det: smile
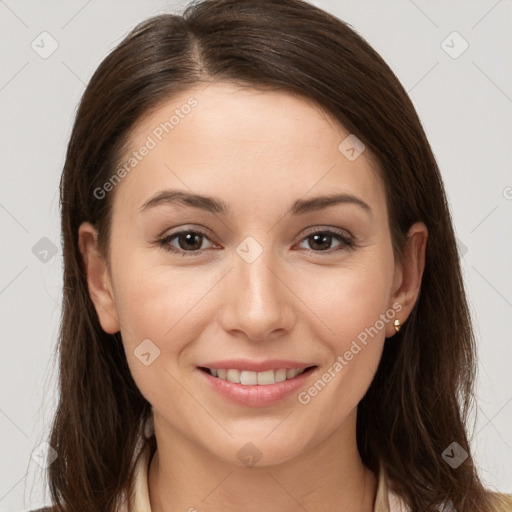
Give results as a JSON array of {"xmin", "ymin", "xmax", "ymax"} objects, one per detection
[
  {"xmin": 200, "ymin": 367, "xmax": 313, "ymax": 385},
  {"xmin": 197, "ymin": 364, "xmax": 318, "ymax": 407}
]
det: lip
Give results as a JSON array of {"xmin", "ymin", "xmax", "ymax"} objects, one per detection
[
  {"xmin": 196, "ymin": 364, "xmax": 317, "ymax": 408},
  {"xmin": 199, "ymin": 358, "xmax": 314, "ymax": 372}
]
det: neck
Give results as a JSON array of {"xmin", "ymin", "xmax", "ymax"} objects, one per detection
[{"xmin": 148, "ymin": 409, "xmax": 377, "ymax": 512}]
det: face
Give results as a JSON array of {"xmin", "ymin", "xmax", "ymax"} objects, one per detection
[{"xmin": 84, "ymin": 82, "xmax": 412, "ymax": 467}]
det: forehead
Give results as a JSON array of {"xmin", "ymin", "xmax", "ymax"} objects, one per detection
[{"xmin": 111, "ymin": 82, "xmax": 386, "ymax": 220}]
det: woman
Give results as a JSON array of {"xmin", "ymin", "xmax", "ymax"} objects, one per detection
[{"xmin": 35, "ymin": 0, "xmax": 512, "ymax": 510}]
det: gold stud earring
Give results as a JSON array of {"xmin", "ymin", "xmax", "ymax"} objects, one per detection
[{"xmin": 393, "ymin": 319, "xmax": 402, "ymax": 333}]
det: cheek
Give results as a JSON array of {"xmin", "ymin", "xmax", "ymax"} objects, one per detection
[
  {"xmin": 293, "ymin": 265, "xmax": 393, "ymax": 432},
  {"xmin": 298, "ymin": 257, "xmax": 394, "ymax": 349},
  {"xmin": 295, "ymin": 256, "xmax": 394, "ymax": 402},
  {"xmin": 114, "ymin": 267, "xmax": 206, "ymax": 342},
  {"xmin": 110, "ymin": 255, "xmax": 220, "ymax": 387},
  {"xmin": 112, "ymin": 276, "xmax": 190, "ymax": 409}
]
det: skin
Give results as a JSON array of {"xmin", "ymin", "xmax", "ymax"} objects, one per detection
[{"xmin": 79, "ymin": 82, "xmax": 427, "ymax": 512}]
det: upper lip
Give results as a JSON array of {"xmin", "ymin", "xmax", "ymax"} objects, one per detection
[{"xmin": 199, "ymin": 359, "xmax": 315, "ymax": 372}]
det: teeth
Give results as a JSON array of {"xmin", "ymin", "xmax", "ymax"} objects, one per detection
[
  {"xmin": 240, "ymin": 370, "xmax": 257, "ymax": 385},
  {"xmin": 257, "ymin": 370, "xmax": 275, "ymax": 385},
  {"xmin": 286, "ymin": 369, "xmax": 299, "ymax": 379},
  {"xmin": 208, "ymin": 367, "xmax": 307, "ymax": 385},
  {"xmin": 275, "ymin": 368, "xmax": 287, "ymax": 382},
  {"xmin": 226, "ymin": 369, "xmax": 240, "ymax": 383}
]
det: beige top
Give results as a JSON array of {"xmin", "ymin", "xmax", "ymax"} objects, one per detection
[{"xmin": 123, "ymin": 440, "xmax": 410, "ymax": 512}]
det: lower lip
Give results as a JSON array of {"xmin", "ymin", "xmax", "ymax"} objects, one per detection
[{"xmin": 197, "ymin": 367, "xmax": 316, "ymax": 407}]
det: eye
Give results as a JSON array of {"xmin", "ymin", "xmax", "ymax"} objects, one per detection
[
  {"xmin": 157, "ymin": 227, "xmax": 355, "ymax": 257},
  {"xmin": 296, "ymin": 229, "xmax": 355, "ymax": 253},
  {"xmin": 158, "ymin": 229, "xmax": 216, "ymax": 256}
]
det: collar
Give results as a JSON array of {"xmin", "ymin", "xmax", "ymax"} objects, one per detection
[{"xmin": 126, "ymin": 441, "xmax": 409, "ymax": 512}]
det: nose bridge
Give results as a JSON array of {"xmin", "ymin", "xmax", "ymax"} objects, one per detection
[{"xmin": 220, "ymin": 239, "xmax": 295, "ymax": 340}]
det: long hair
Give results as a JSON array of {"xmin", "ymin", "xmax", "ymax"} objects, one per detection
[{"xmin": 46, "ymin": 0, "xmax": 510, "ymax": 510}]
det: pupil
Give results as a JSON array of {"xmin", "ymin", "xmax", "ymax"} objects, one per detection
[
  {"xmin": 180, "ymin": 233, "xmax": 202, "ymax": 250},
  {"xmin": 310, "ymin": 233, "xmax": 331, "ymax": 251}
]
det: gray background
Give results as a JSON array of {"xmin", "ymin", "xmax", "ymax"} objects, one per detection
[{"xmin": 1, "ymin": 0, "xmax": 511, "ymax": 510}]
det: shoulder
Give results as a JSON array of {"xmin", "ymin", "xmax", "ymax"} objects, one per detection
[
  {"xmin": 29, "ymin": 508, "xmax": 57, "ymax": 512},
  {"xmin": 491, "ymin": 492, "xmax": 512, "ymax": 511},
  {"xmin": 382, "ymin": 464, "xmax": 512, "ymax": 512}
]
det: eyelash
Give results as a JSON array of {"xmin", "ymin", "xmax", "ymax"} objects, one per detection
[{"xmin": 157, "ymin": 227, "xmax": 356, "ymax": 257}]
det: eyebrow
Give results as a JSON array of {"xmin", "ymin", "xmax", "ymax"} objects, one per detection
[{"xmin": 139, "ymin": 190, "xmax": 372, "ymax": 217}]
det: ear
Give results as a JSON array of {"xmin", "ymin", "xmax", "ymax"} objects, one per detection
[
  {"xmin": 78, "ymin": 222, "xmax": 120, "ymax": 334},
  {"xmin": 386, "ymin": 221, "xmax": 428, "ymax": 338}
]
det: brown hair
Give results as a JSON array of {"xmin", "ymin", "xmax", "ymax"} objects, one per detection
[{"xmin": 44, "ymin": 0, "xmax": 510, "ymax": 510}]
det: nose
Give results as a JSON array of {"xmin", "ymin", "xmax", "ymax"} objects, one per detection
[{"xmin": 219, "ymin": 249, "xmax": 296, "ymax": 342}]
